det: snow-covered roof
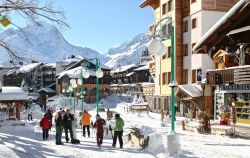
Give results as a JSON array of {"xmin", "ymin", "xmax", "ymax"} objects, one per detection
[
  {"xmin": 112, "ymin": 64, "xmax": 137, "ymax": 73},
  {"xmin": 177, "ymin": 85, "xmax": 202, "ymax": 98},
  {"xmin": 57, "ymin": 66, "xmax": 96, "ymax": 79},
  {"xmin": 4, "ymin": 69, "xmax": 16, "ymax": 76},
  {"xmin": 0, "ymin": 87, "xmax": 28, "ymax": 101},
  {"xmin": 48, "ymin": 95, "xmax": 58, "ymax": 101},
  {"xmin": 43, "ymin": 63, "xmax": 56, "ymax": 68},
  {"xmin": 58, "ymin": 58, "xmax": 81, "ymax": 67},
  {"xmin": 38, "ymin": 88, "xmax": 56, "ymax": 93},
  {"xmin": 193, "ymin": 0, "xmax": 246, "ymax": 53},
  {"xmin": 19, "ymin": 63, "xmax": 42, "ymax": 73},
  {"xmin": 126, "ymin": 72, "xmax": 135, "ymax": 77},
  {"xmin": 134, "ymin": 64, "xmax": 149, "ymax": 71}
]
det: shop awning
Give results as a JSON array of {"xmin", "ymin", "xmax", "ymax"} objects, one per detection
[{"xmin": 176, "ymin": 85, "xmax": 202, "ymax": 100}]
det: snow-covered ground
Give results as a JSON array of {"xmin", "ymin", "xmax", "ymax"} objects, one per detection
[{"xmin": 1, "ymin": 95, "xmax": 250, "ymax": 158}]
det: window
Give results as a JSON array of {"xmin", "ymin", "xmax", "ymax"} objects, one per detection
[
  {"xmin": 183, "ymin": 44, "xmax": 188, "ymax": 56},
  {"xmin": 162, "ymin": 55, "xmax": 166, "ymax": 59},
  {"xmin": 192, "ymin": 18, "xmax": 197, "ymax": 29},
  {"xmin": 162, "ymin": 3, "xmax": 166, "ymax": 15},
  {"xmin": 154, "ymin": 98, "xmax": 157, "ymax": 109},
  {"xmin": 183, "ymin": 20, "xmax": 188, "ymax": 33},
  {"xmin": 162, "ymin": 24, "xmax": 171, "ymax": 36},
  {"xmin": 192, "ymin": 69, "xmax": 196, "ymax": 83},
  {"xmin": 164, "ymin": 98, "xmax": 168, "ymax": 110},
  {"xmin": 167, "ymin": 0, "xmax": 172, "ymax": 12},
  {"xmin": 183, "ymin": 69, "xmax": 188, "ymax": 84},
  {"xmin": 162, "ymin": 72, "xmax": 167, "ymax": 85},
  {"xmin": 158, "ymin": 98, "xmax": 161, "ymax": 110},
  {"xmin": 191, "ymin": 0, "xmax": 196, "ymax": 3},
  {"xmin": 167, "ymin": 72, "xmax": 171, "ymax": 84},
  {"xmin": 167, "ymin": 46, "xmax": 171, "ymax": 58},
  {"xmin": 159, "ymin": 74, "xmax": 161, "ymax": 86}
]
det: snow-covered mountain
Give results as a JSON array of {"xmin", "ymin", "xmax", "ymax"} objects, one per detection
[
  {"xmin": 0, "ymin": 22, "xmax": 150, "ymax": 69},
  {"xmin": 105, "ymin": 33, "xmax": 150, "ymax": 68},
  {"xmin": 0, "ymin": 22, "xmax": 109, "ymax": 66}
]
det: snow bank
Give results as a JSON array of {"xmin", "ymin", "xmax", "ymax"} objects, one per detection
[
  {"xmin": 147, "ymin": 132, "xmax": 165, "ymax": 155},
  {"xmin": 165, "ymin": 133, "xmax": 180, "ymax": 156},
  {"xmin": 100, "ymin": 94, "xmax": 122, "ymax": 108}
]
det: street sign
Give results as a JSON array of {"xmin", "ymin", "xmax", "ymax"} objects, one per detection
[{"xmin": 0, "ymin": 16, "xmax": 11, "ymax": 27}]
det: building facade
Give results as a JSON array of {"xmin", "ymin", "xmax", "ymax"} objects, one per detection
[
  {"xmin": 140, "ymin": 0, "xmax": 238, "ymax": 115},
  {"xmin": 193, "ymin": 0, "xmax": 250, "ymax": 124}
]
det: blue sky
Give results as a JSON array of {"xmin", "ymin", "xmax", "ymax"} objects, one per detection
[{"xmin": 51, "ymin": 0, "xmax": 153, "ymax": 54}]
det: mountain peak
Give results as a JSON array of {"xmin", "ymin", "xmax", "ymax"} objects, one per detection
[{"xmin": 105, "ymin": 33, "xmax": 150, "ymax": 68}]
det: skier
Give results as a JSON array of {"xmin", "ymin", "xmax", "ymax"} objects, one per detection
[
  {"xmin": 81, "ymin": 110, "xmax": 92, "ymax": 137},
  {"xmin": 27, "ymin": 107, "xmax": 33, "ymax": 121},
  {"xmin": 55, "ymin": 111, "xmax": 63, "ymax": 145},
  {"xmin": 39, "ymin": 114, "xmax": 51, "ymax": 140},
  {"xmin": 106, "ymin": 108, "xmax": 113, "ymax": 121},
  {"xmin": 93, "ymin": 114, "xmax": 106, "ymax": 148},
  {"xmin": 63, "ymin": 109, "xmax": 74, "ymax": 143},
  {"xmin": 45, "ymin": 108, "xmax": 53, "ymax": 130},
  {"xmin": 112, "ymin": 113, "xmax": 124, "ymax": 149}
]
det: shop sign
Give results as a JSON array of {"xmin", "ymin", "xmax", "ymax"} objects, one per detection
[{"xmin": 219, "ymin": 84, "xmax": 250, "ymax": 91}]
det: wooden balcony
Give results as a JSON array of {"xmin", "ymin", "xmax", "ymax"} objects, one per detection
[{"xmin": 207, "ymin": 65, "xmax": 250, "ymax": 85}]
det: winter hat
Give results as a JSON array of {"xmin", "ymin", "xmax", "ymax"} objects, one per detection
[{"xmin": 115, "ymin": 113, "xmax": 120, "ymax": 119}]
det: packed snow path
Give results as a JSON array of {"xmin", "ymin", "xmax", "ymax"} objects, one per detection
[{"xmin": 1, "ymin": 102, "xmax": 250, "ymax": 158}]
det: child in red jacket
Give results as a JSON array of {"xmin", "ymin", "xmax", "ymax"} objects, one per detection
[
  {"xmin": 93, "ymin": 114, "xmax": 106, "ymax": 148},
  {"xmin": 40, "ymin": 114, "xmax": 51, "ymax": 140}
]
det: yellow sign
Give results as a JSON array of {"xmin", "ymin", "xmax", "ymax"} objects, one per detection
[{"xmin": 0, "ymin": 16, "xmax": 11, "ymax": 27}]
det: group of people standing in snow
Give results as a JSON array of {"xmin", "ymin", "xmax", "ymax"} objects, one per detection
[{"xmin": 39, "ymin": 107, "xmax": 125, "ymax": 149}]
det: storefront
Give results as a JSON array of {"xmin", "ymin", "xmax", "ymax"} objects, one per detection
[
  {"xmin": 0, "ymin": 87, "xmax": 28, "ymax": 120},
  {"xmin": 214, "ymin": 84, "xmax": 250, "ymax": 124}
]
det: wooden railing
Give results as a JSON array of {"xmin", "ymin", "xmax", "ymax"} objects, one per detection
[{"xmin": 207, "ymin": 66, "xmax": 250, "ymax": 85}]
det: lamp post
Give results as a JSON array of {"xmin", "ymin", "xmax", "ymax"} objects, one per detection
[
  {"xmin": 147, "ymin": 16, "xmax": 177, "ymax": 133},
  {"xmin": 200, "ymin": 80, "xmax": 207, "ymax": 130},
  {"xmin": 79, "ymin": 68, "xmax": 90, "ymax": 113},
  {"xmin": 68, "ymin": 85, "xmax": 73, "ymax": 110},
  {"xmin": 88, "ymin": 58, "xmax": 104, "ymax": 114},
  {"xmin": 67, "ymin": 59, "xmax": 103, "ymax": 114}
]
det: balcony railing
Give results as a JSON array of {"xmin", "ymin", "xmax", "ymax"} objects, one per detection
[{"xmin": 207, "ymin": 65, "xmax": 250, "ymax": 85}]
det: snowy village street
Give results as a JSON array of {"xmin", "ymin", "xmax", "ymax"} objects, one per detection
[
  {"xmin": 1, "ymin": 0, "xmax": 250, "ymax": 158},
  {"xmin": 1, "ymin": 95, "xmax": 250, "ymax": 158}
]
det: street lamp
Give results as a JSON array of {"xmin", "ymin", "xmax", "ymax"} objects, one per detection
[
  {"xmin": 87, "ymin": 58, "xmax": 104, "ymax": 114},
  {"xmin": 68, "ymin": 85, "xmax": 73, "ymax": 109},
  {"xmin": 66, "ymin": 58, "xmax": 103, "ymax": 114},
  {"xmin": 78, "ymin": 69, "xmax": 90, "ymax": 113},
  {"xmin": 147, "ymin": 16, "xmax": 176, "ymax": 133},
  {"xmin": 200, "ymin": 79, "xmax": 207, "ymax": 131}
]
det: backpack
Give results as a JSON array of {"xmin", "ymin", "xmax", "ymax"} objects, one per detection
[{"xmin": 71, "ymin": 139, "xmax": 80, "ymax": 144}]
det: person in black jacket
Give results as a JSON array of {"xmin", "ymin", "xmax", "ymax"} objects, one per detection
[
  {"xmin": 55, "ymin": 111, "xmax": 63, "ymax": 145},
  {"xmin": 63, "ymin": 109, "xmax": 74, "ymax": 143}
]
